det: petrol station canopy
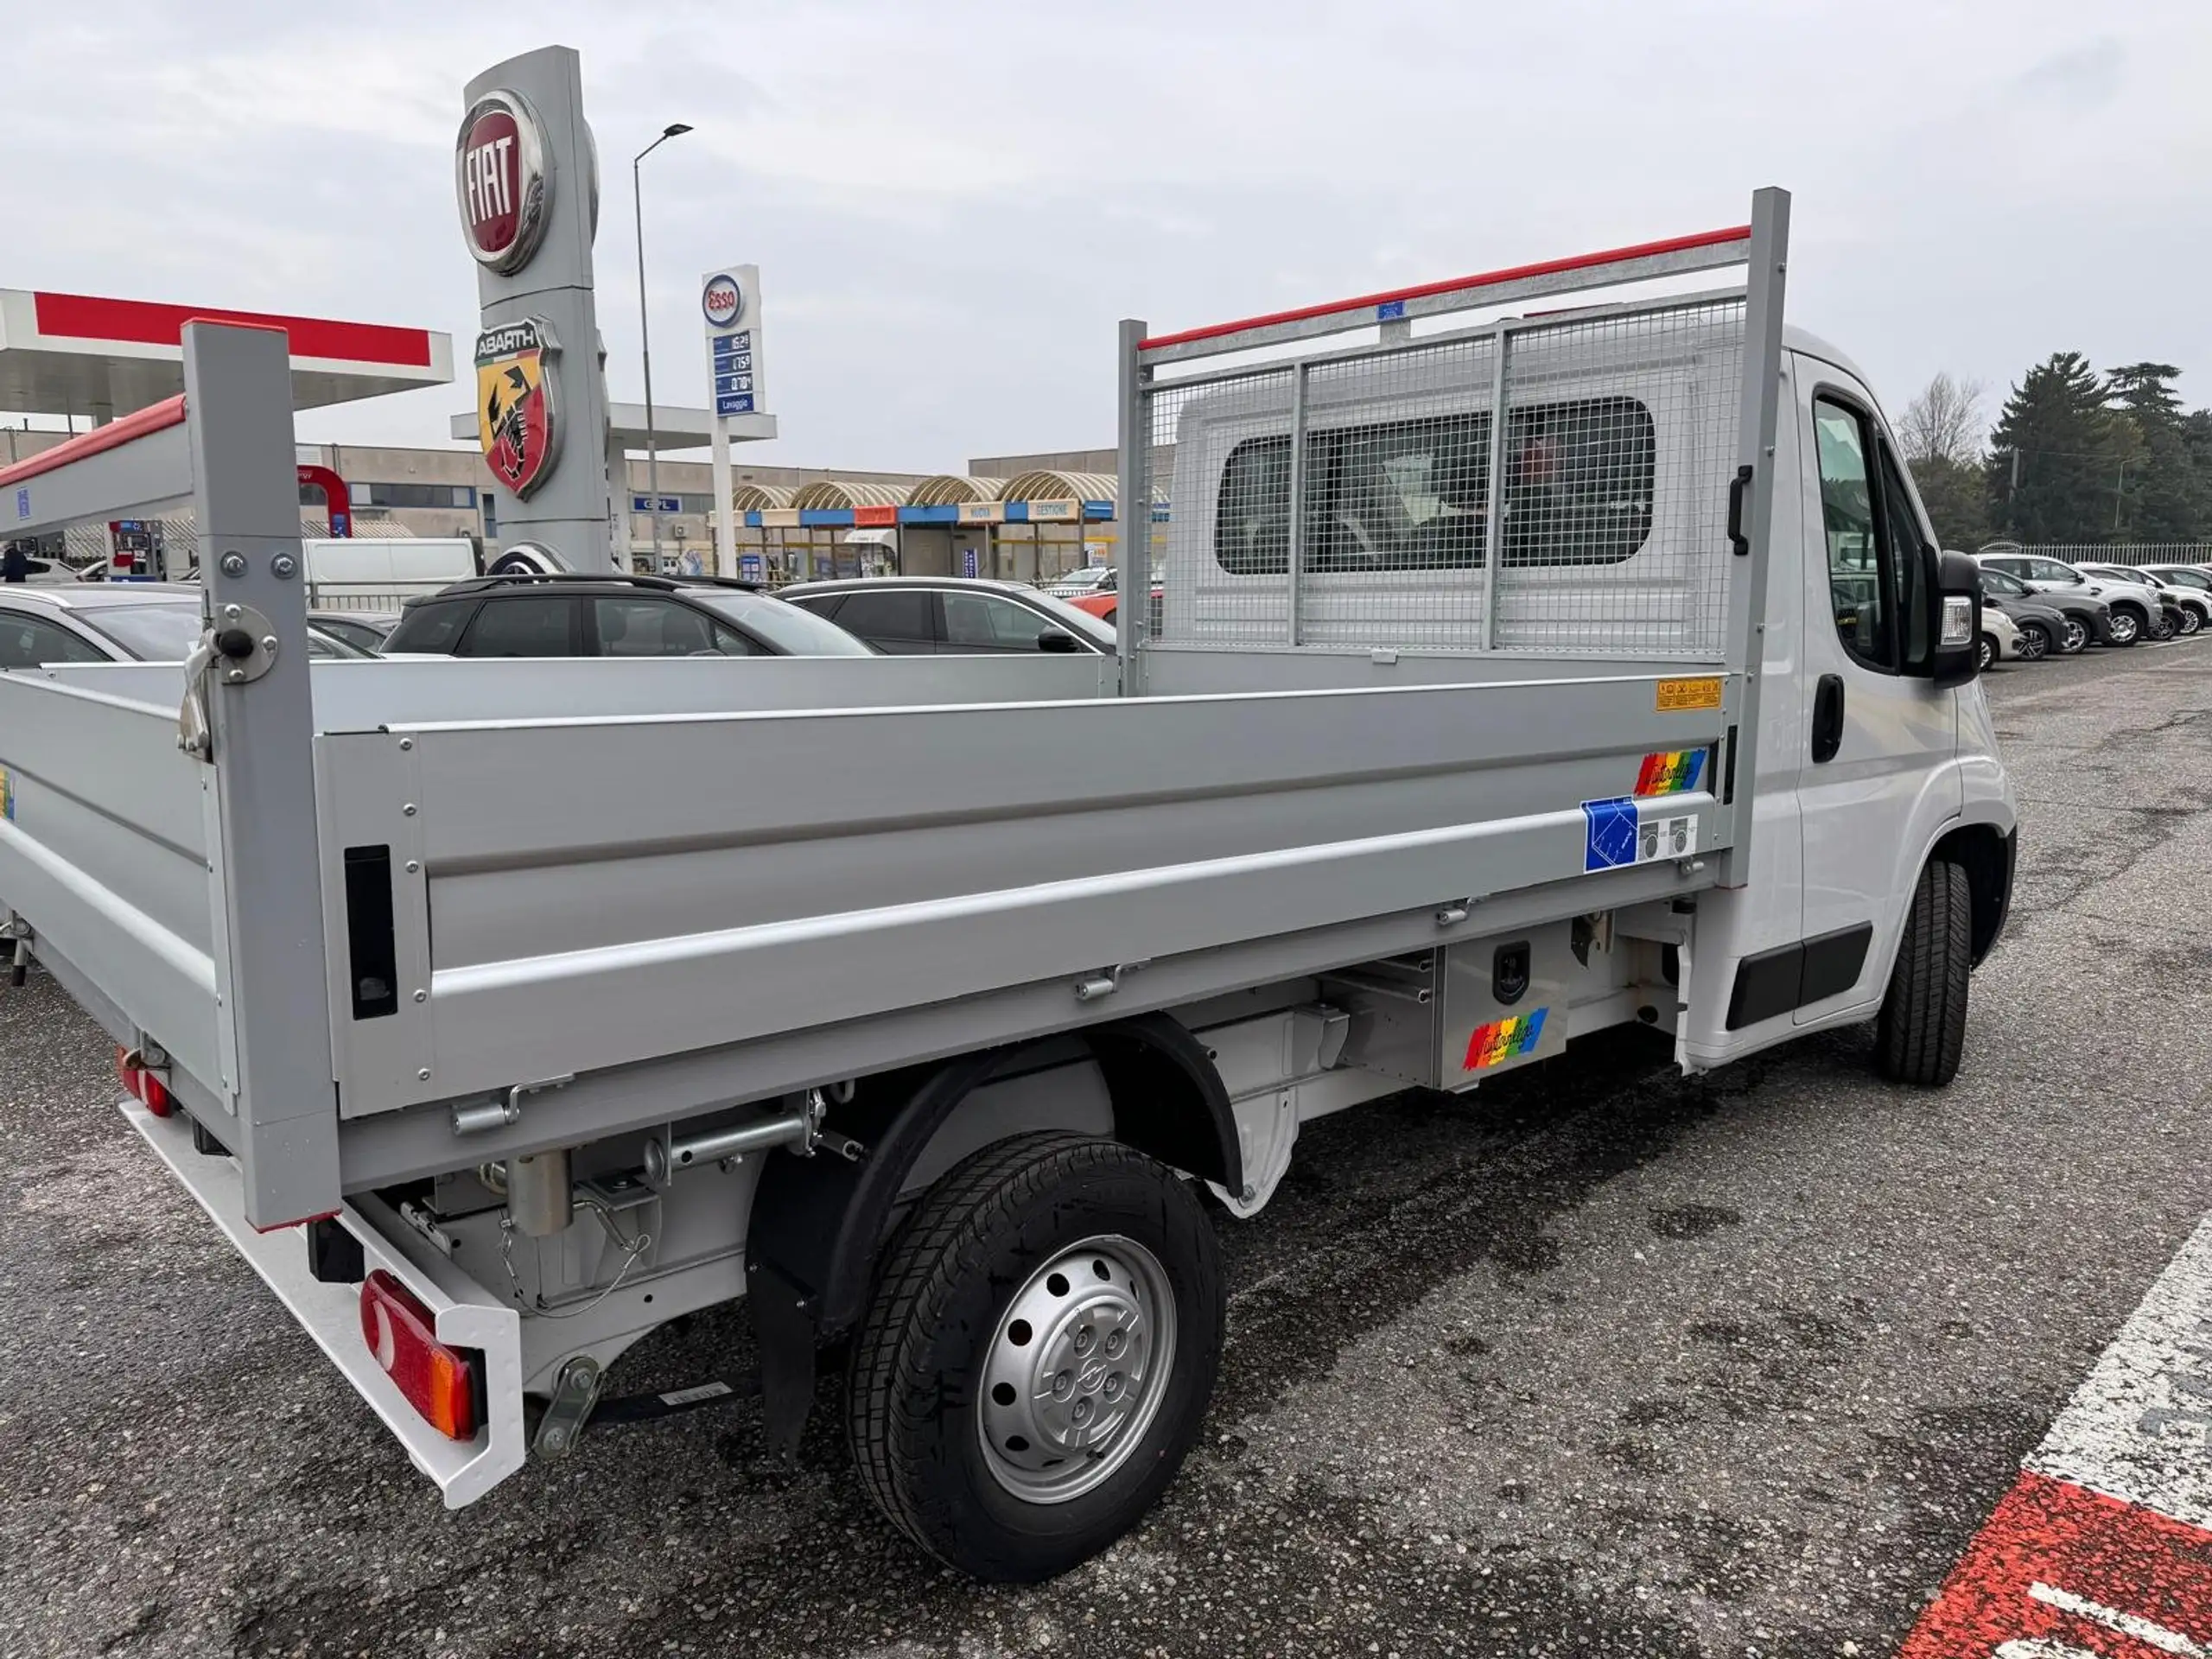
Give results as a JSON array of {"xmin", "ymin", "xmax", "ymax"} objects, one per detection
[{"xmin": 0, "ymin": 289, "xmax": 452, "ymax": 418}]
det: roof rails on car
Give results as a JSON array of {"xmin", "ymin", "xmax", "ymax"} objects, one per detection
[{"xmin": 440, "ymin": 570, "xmax": 763, "ymax": 595}]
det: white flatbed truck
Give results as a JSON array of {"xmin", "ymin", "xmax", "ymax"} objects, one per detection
[{"xmin": 0, "ymin": 189, "xmax": 2014, "ymax": 1582}]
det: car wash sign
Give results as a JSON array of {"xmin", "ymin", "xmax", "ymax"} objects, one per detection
[
  {"xmin": 455, "ymin": 89, "xmax": 550, "ymax": 274},
  {"xmin": 475, "ymin": 318, "xmax": 561, "ymax": 497}
]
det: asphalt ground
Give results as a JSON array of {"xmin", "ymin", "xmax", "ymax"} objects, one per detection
[{"xmin": 6, "ymin": 636, "xmax": 2212, "ymax": 1659}]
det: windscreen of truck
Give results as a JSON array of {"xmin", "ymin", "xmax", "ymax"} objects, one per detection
[
  {"xmin": 1214, "ymin": 396, "xmax": 1656, "ymax": 575},
  {"xmin": 693, "ymin": 591, "xmax": 878, "ymax": 656}
]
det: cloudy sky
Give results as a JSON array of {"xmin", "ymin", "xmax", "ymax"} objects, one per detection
[{"xmin": 3, "ymin": 2, "xmax": 2205, "ymax": 472}]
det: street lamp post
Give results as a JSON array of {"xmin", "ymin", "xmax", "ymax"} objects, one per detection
[{"xmin": 632, "ymin": 122, "xmax": 692, "ymax": 574}]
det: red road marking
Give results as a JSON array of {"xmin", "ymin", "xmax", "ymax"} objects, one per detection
[
  {"xmin": 1900, "ymin": 1217, "xmax": 2212, "ymax": 1656},
  {"xmin": 1899, "ymin": 1470, "xmax": 2212, "ymax": 1657}
]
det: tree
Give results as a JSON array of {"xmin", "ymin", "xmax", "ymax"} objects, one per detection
[
  {"xmin": 1986, "ymin": 353, "xmax": 2125, "ymax": 543},
  {"xmin": 1909, "ymin": 454, "xmax": 1993, "ymax": 550},
  {"xmin": 1898, "ymin": 373, "xmax": 1991, "ymax": 547},
  {"xmin": 2106, "ymin": 362, "xmax": 2208, "ymax": 542},
  {"xmin": 1898, "ymin": 372, "xmax": 1986, "ymax": 467}
]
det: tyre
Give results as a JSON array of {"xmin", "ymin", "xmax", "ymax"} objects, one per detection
[
  {"xmin": 2056, "ymin": 614, "xmax": 2089, "ymax": 654},
  {"xmin": 846, "ymin": 1132, "xmax": 1224, "ymax": 1582},
  {"xmin": 2150, "ymin": 608, "xmax": 2177, "ymax": 641},
  {"xmin": 1975, "ymin": 633, "xmax": 1996, "ymax": 672},
  {"xmin": 2180, "ymin": 607, "xmax": 2205, "ymax": 638},
  {"xmin": 2107, "ymin": 607, "xmax": 2142, "ymax": 645},
  {"xmin": 1876, "ymin": 859, "xmax": 1970, "ymax": 1087},
  {"xmin": 2014, "ymin": 620, "xmax": 2050, "ymax": 661}
]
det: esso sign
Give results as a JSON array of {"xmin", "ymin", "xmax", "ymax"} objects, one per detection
[
  {"xmin": 702, "ymin": 275, "xmax": 743, "ymax": 328},
  {"xmin": 455, "ymin": 90, "xmax": 550, "ymax": 274}
]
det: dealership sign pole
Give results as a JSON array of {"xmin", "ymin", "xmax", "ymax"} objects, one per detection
[
  {"xmin": 458, "ymin": 47, "xmax": 613, "ymax": 571},
  {"xmin": 701, "ymin": 265, "xmax": 777, "ymax": 579}
]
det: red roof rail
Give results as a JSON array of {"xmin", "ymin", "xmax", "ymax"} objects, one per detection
[
  {"xmin": 1140, "ymin": 223, "xmax": 1753, "ymax": 359},
  {"xmin": 0, "ymin": 394, "xmax": 188, "ymax": 493}
]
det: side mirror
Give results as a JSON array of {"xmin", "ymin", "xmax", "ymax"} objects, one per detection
[
  {"xmin": 1928, "ymin": 547, "xmax": 1982, "ymax": 689},
  {"xmin": 1035, "ymin": 626, "xmax": 1083, "ymax": 654}
]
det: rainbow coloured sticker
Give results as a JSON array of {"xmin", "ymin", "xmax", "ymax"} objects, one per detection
[
  {"xmin": 1463, "ymin": 1007, "xmax": 1548, "ymax": 1071},
  {"xmin": 1634, "ymin": 749, "xmax": 1707, "ymax": 797}
]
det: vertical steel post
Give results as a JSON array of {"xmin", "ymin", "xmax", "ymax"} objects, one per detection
[
  {"xmin": 1286, "ymin": 361, "xmax": 1308, "ymax": 645},
  {"xmin": 1477, "ymin": 325, "xmax": 1516, "ymax": 650},
  {"xmin": 1116, "ymin": 319, "xmax": 1150, "ymax": 694},
  {"xmin": 186, "ymin": 321, "xmax": 341, "ymax": 1230},
  {"xmin": 1717, "ymin": 187, "xmax": 1791, "ymax": 887}
]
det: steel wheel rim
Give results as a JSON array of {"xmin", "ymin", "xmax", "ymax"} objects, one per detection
[{"xmin": 976, "ymin": 1234, "xmax": 1178, "ymax": 1504}]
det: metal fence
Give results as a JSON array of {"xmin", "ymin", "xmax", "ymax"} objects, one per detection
[{"xmin": 1141, "ymin": 294, "xmax": 1745, "ymax": 658}]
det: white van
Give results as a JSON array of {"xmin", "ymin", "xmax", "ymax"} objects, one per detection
[{"xmin": 302, "ymin": 537, "xmax": 479, "ymax": 613}]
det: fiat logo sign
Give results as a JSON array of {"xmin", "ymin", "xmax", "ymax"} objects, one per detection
[
  {"xmin": 702, "ymin": 274, "xmax": 743, "ymax": 328},
  {"xmin": 456, "ymin": 89, "xmax": 550, "ymax": 274}
]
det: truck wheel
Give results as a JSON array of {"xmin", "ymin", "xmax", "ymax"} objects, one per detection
[
  {"xmin": 845, "ymin": 1132, "xmax": 1223, "ymax": 1582},
  {"xmin": 1876, "ymin": 859, "xmax": 1970, "ymax": 1087}
]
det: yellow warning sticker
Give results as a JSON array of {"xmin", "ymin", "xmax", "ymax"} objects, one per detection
[{"xmin": 1656, "ymin": 677, "xmax": 1724, "ymax": 714}]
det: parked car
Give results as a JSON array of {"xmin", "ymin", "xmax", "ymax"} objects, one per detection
[
  {"xmin": 378, "ymin": 572, "xmax": 876, "ymax": 659},
  {"xmin": 1974, "ymin": 551, "xmax": 2164, "ymax": 645},
  {"xmin": 1042, "ymin": 567, "xmax": 1116, "ymax": 599},
  {"xmin": 2075, "ymin": 563, "xmax": 2205, "ymax": 635},
  {"xmin": 779, "ymin": 576, "xmax": 1118, "ymax": 656},
  {"xmin": 2139, "ymin": 564, "xmax": 2212, "ymax": 630},
  {"xmin": 0, "ymin": 583, "xmax": 378, "ymax": 671},
  {"xmin": 1069, "ymin": 584, "xmax": 1164, "ymax": 634},
  {"xmin": 1973, "ymin": 565, "xmax": 2094, "ymax": 656},
  {"xmin": 1979, "ymin": 605, "xmax": 2018, "ymax": 671},
  {"xmin": 307, "ymin": 611, "xmax": 401, "ymax": 654}
]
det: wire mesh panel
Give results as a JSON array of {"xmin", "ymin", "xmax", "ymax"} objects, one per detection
[
  {"xmin": 1493, "ymin": 296, "xmax": 1742, "ymax": 658},
  {"xmin": 1147, "ymin": 296, "xmax": 1744, "ymax": 661}
]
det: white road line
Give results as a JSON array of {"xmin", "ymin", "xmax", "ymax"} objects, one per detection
[
  {"xmin": 2028, "ymin": 1216, "xmax": 2212, "ymax": 1530},
  {"xmin": 2029, "ymin": 1581, "xmax": 2210, "ymax": 1656}
]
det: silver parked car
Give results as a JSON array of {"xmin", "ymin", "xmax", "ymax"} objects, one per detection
[{"xmin": 0, "ymin": 584, "xmax": 371, "ymax": 670}]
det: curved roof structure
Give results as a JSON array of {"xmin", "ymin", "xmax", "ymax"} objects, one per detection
[
  {"xmin": 1002, "ymin": 469, "xmax": 1117, "ymax": 504},
  {"xmin": 789, "ymin": 478, "xmax": 911, "ymax": 512},
  {"xmin": 729, "ymin": 483, "xmax": 796, "ymax": 512},
  {"xmin": 908, "ymin": 474, "xmax": 1009, "ymax": 507}
]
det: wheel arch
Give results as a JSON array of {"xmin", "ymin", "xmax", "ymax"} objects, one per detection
[
  {"xmin": 742, "ymin": 1016, "xmax": 1240, "ymax": 1455},
  {"xmin": 1929, "ymin": 821, "xmax": 2014, "ymax": 966}
]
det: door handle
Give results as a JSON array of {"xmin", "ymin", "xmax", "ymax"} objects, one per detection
[{"xmin": 1811, "ymin": 673, "xmax": 1845, "ymax": 764}]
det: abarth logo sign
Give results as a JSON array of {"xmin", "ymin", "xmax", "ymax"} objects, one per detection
[
  {"xmin": 456, "ymin": 89, "xmax": 550, "ymax": 274},
  {"xmin": 474, "ymin": 318, "xmax": 562, "ymax": 498}
]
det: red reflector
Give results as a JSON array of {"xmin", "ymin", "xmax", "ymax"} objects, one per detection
[
  {"xmin": 359, "ymin": 1269, "xmax": 479, "ymax": 1440},
  {"xmin": 115, "ymin": 1046, "xmax": 172, "ymax": 1116}
]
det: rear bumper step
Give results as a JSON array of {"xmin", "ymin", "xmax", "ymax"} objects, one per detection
[{"xmin": 121, "ymin": 1098, "xmax": 527, "ymax": 1508}]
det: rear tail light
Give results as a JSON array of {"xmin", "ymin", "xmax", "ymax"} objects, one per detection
[
  {"xmin": 359, "ymin": 1269, "xmax": 480, "ymax": 1440},
  {"xmin": 115, "ymin": 1046, "xmax": 172, "ymax": 1116}
]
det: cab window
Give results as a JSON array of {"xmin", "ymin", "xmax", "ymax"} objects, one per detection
[
  {"xmin": 1813, "ymin": 397, "xmax": 1891, "ymax": 670},
  {"xmin": 2030, "ymin": 559, "xmax": 2082, "ymax": 584}
]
